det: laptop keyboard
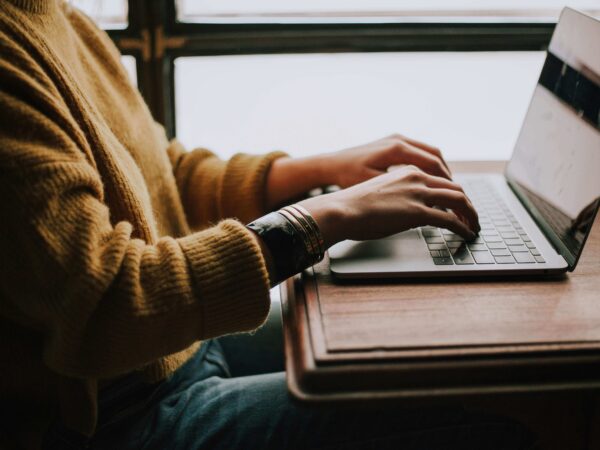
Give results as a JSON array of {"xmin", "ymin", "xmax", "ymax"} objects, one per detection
[{"xmin": 421, "ymin": 180, "xmax": 546, "ymax": 266}]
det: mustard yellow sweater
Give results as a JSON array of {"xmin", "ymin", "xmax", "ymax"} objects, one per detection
[{"xmin": 0, "ymin": 0, "xmax": 286, "ymax": 446}]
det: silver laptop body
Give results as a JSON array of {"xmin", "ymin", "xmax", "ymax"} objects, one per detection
[{"xmin": 329, "ymin": 8, "xmax": 600, "ymax": 279}]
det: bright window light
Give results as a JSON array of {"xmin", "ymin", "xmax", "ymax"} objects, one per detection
[
  {"xmin": 175, "ymin": 52, "xmax": 545, "ymax": 161},
  {"xmin": 120, "ymin": 55, "xmax": 137, "ymax": 87},
  {"xmin": 70, "ymin": 0, "xmax": 128, "ymax": 29},
  {"xmin": 177, "ymin": 0, "xmax": 600, "ymax": 23}
]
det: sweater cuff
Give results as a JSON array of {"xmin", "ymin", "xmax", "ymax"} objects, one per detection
[
  {"xmin": 220, "ymin": 151, "xmax": 288, "ymax": 222},
  {"xmin": 178, "ymin": 219, "xmax": 271, "ymax": 338}
]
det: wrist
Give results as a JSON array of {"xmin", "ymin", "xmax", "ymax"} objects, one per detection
[
  {"xmin": 307, "ymin": 153, "xmax": 339, "ymax": 187},
  {"xmin": 267, "ymin": 156, "xmax": 325, "ymax": 208},
  {"xmin": 282, "ymin": 154, "xmax": 337, "ymax": 187},
  {"xmin": 298, "ymin": 193, "xmax": 346, "ymax": 249}
]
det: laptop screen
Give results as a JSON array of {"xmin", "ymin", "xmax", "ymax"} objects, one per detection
[{"xmin": 506, "ymin": 8, "xmax": 600, "ymax": 269}]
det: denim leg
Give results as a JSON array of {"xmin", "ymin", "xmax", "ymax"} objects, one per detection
[
  {"xmin": 90, "ymin": 341, "xmax": 537, "ymax": 450},
  {"xmin": 217, "ymin": 294, "xmax": 285, "ymax": 376}
]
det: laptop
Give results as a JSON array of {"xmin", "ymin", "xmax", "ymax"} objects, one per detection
[{"xmin": 329, "ymin": 7, "xmax": 600, "ymax": 279}]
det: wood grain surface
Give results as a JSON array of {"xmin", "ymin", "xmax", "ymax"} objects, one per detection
[
  {"xmin": 310, "ymin": 161, "xmax": 600, "ymax": 358},
  {"xmin": 281, "ymin": 160, "xmax": 600, "ymax": 449},
  {"xmin": 282, "ymin": 161, "xmax": 600, "ymax": 398}
]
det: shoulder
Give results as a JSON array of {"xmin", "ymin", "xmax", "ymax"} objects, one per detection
[
  {"xmin": 0, "ymin": 5, "xmax": 64, "ymax": 102},
  {"xmin": 0, "ymin": 24, "xmax": 89, "ymax": 172},
  {"xmin": 64, "ymin": 3, "xmax": 125, "ymax": 66}
]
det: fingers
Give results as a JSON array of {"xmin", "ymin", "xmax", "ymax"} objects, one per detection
[
  {"xmin": 423, "ymin": 188, "xmax": 480, "ymax": 233},
  {"xmin": 401, "ymin": 137, "xmax": 450, "ymax": 172},
  {"xmin": 419, "ymin": 173, "xmax": 479, "ymax": 231},
  {"xmin": 391, "ymin": 142, "xmax": 452, "ymax": 180},
  {"xmin": 392, "ymin": 167, "xmax": 479, "ymax": 234},
  {"xmin": 421, "ymin": 173, "xmax": 465, "ymax": 193},
  {"xmin": 420, "ymin": 206, "xmax": 477, "ymax": 240},
  {"xmin": 389, "ymin": 134, "xmax": 451, "ymax": 173}
]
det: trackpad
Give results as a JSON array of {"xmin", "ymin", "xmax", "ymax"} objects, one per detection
[{"xmin": 329, "ymin": 230, "xmax": 428, "ymax": 270}]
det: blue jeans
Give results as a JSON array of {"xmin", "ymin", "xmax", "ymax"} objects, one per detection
[{"xmin": 43, "ymin": 303, "xmax": 537, "ymax": 450}]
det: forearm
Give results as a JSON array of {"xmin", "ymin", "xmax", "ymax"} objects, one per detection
[
  {"xmin": 169, "ymin": 141, "xmax": 289, "ymax": 226},
  {"xmin": 265, "ymin": 155, "xmax": 334, "ymax": 209}
]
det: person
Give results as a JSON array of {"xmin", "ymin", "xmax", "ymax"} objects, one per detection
[{"xmin": 0, "ymin": 1, "xmax": 536, "ymax": 449}]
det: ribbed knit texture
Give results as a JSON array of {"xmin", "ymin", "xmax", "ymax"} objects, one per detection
[
  {"xmin": 4, "ymin": 0, "xmax": 58, "ymax": 14},
  {"xmin": 0, "ymin": 1, "xmax": 286, "ymax": 446}
]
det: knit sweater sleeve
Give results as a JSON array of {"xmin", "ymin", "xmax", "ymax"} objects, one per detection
[
  {"xmin": 166, "ymin": 139, "xmax": 288, "ymax": 228},
  {"xmin": 0, "ymin": 64, "xmax": 271, "ymax": 380}
]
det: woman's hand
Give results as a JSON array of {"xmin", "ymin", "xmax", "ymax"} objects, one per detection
[
  {"xmin": 298, "ymin": 165, "xmax": 480, "ymax": 249},
  {"xmin": 319, "ymin": 134, "xmax": 452, "ymax": 188},
  {"xmin": 266, "ymin": 134, "xmax": 452, "ymax": 209}
]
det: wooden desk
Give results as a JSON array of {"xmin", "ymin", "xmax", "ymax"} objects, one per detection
[{"xmin": 281, "ymin": 161, "xmax": 600, "ymax": 402}]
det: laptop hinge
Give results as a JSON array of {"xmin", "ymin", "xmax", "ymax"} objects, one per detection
[{"xmin": 506, "ymin": 178, "xmax": 600, "ymax": 272}]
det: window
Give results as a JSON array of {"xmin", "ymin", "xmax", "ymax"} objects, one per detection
[
  {"xmin": 176, "ymin": 0, "xmax": 600, "ymax": 24},
  {"xmin": 78, "ymin": 1, "xmax": 598, "ymax": 158},
  {"xmin": 175, "ymin": 52, "xmax": 544, "ymax": 160},
  {"xmin": 71, "ymin": 0, "xmax": 128, "ymax": 29},
  {"xmin": 120, "ymin": 55, "xmax": 137, "ymax": 87}
]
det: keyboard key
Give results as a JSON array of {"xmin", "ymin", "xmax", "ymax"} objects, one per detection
[
  {"xmin": 496, "ymin": 226, "xmax": 514, "ymax": 232},
  {"xmin": 508, "ymin": 245, "xmax": 529, "ymax": 252},
  {"xmin": 430, "ymin": 250, "xmax": 441, "ymax": 257},
  {"xmin": 495, "ymin": 255, "xmax": 516, "ymax": 264},
  {"xmin": 490, "ymin": 248, "xmax": 511, "ymax": 256},
  {"xmin": 514, "ymin": 252, "xmax": 535, "ymax": 263},
  {"xmin": 500, "ymin": 232, "xmax": 519, "ymax": 239},
  {"xmin": 487, "ymin": 242, "xmax": 507, "ymax": 249},
  {"xmin": 444, "ymin": 233, "xmax": 465, "ymax": 242},
  {"xmin": 446, "ymin": 241, "xmax": 463, "ymax": 249},
  {"xmin": 422, "ymin": 228, "xmax": 441, "ymax": 237},
  {"xmin": 468, "ymin": 244, "xmax": 487, "ymax": 251},
  {"xmin": 472, "ymin": 251, "xmax": 495, "ymax": 264},
  {"xmin": 425, "ymin": 236, "xmax": 445, "ymax": 244},
  {"xmin": 433, "ymin": 257, "xmax": 454, "ymax": 265},
  {"xmin": 525, "ymin": 241, "xmax": 536, "ymax": 249},
  {"xmin": 480, "ymin": 230, "xmax": 499, "ymax": 236},
  {"xmin": 521, "ymin": 235, "xmax": 532, "ymax": 242},
  {"xmin": 504, "ymin": 238, "xmax": 523, "ymax": 246},
  {"xmin": 483, "ymin": 235, "xmax": 503, "ymax": 243},
  {"xmin": 535, "ymin": 256, "xmax": 546, "ymax": 263},
  {"xmin": 451, "ymin": 247, "xmax": 474, "ymax": 265},
  {"xmin": 530, "ymin": 248, "xmax": 541, "ymax": 256},
  {"xmin": 438, "ymin": 249, "xmax": 451, "ymax": 257},
  {"xmin": 428, "ymin": 243, "xmax": 447, "ymax": 250}
]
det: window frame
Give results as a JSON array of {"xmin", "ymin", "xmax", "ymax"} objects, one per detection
[{"xmin": 108, "ymin": 0, "xmax": 558, "ymax": 139}]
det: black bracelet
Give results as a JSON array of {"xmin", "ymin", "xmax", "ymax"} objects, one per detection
[{"xmin": 246, "ymin": 212, "xmax": 313, "ymax": 284}]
